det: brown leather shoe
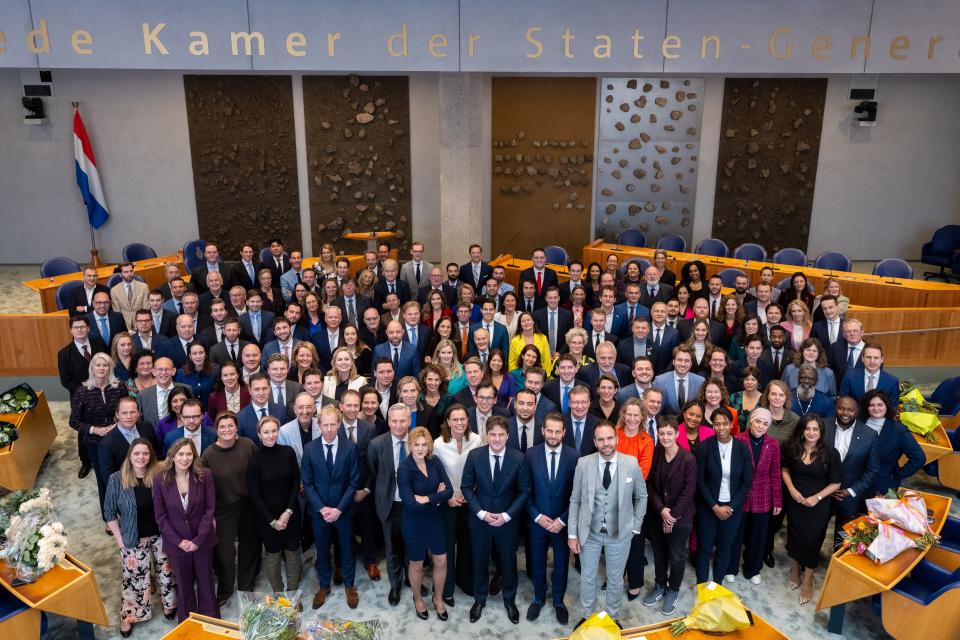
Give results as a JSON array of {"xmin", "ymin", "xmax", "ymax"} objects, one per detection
[
  {"xmin": 367, "ymin": 564, "xmax": 381, "ymax": 581},
  {"xmin": 333, "ymin": 567, "xmax": 344, "ymax": 585},
  {"xmin": 312, "ymin": 587, "xmax": 330, "ymax": 609},
  {"xmin": 346, "ymin": 586, "xmax": 359, "ymax": 609}
]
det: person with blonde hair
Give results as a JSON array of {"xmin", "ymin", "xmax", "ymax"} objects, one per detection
[
  {"xmin": 781, "ymin": 300, "xmax": 813, "ymax": 351},
  {"xmin": 322, "ymin": 346, "xmax": 368, "ymax": 401},
  {"xmin": 432, "ymin": 338, "xmax": 467, "ymax": 396}
]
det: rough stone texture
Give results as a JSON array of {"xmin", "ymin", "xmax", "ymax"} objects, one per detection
[
  {"xmin": 491, "ymin": 77, "xmax": 596, "ymax": 256},
  {"xmin": 712, "ymin": 78, "xmax": 827, "ymax": 253},
  {"xmin": 184, "ymin": 75, "xmax": 301, "ymax": 255},
  {"xmin": 303, "ymin": 76, "xmax": 411, "ymax": 253},
  {"xmin": 595, "ymin": 78, "xmax": 704, "ymax": 245}
]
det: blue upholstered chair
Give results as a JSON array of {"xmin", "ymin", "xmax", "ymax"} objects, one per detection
[
  {"xmin": 40, "ymin": 257, "xmax": 81, "ymax": 278},
  {"xmin": 182, "ymin": 239, "xmax": 206, "ymax": 273},
  {"xmin": 55, "ymin": 280, "xmax": 84, "ymax": 311},
  {"xmin": 121, "ymin": 243, "xmax": 158, "ymax": 262},
  {"xmin": 814, "ymin": 251, "xmax": 853, "ymax": 272},
  {"xmin": 732, "ymin": 243, "xmax": 767, "ymax": 262},
  {"xmin": 694, "ymin": 238, "xmax": 729, "ymax": 258},
  {"xmin": 619, "ymin": 257, "xmax": 650, "ymax": 275},
  {"xmin": 772, "ymin": 247, "xmax": 808, "ymax": 267},
  {"xmin": 873, "ymin": 258, "xmax": 913, "ymax": 279},
  {"xmin": 616, "ymin": 229, "xmax": 647, "ymax": 248},
  {"xmin": 106, "ymin": 273, "xmax": 145, "ymax": 288},
  {"xmin": 543, "ymin": 245, "xmax": 569, "ymax": 267},
  {"xmin": 656, "ymin": 234, "xmax": 687, "ymax": 252},
  {"xmin": 921, "ymin": 225, "xmax": 960, "ymax": 280},
  {"xmin": 716, "ymin": 268, "xmax": 747, "ymax": 288},
  {"xmin": 929, "ymin": 377, "xmax": 960, "ymax": 417},
  {"xmin": 876, "ymin": 560, "xmax": 960, "ymax": 640}
]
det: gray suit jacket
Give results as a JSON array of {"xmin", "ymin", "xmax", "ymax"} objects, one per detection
[
  {"xmin": 367, "ymin": 431, "xmax": 403, "ymax": 522},
  {"xmin": 399, "ymin": 260, "xmax": 433, "ymax": 293},
  {"xmin": 136, "ymin": 382, "xmax": 189, "ymax": 429},
  {"xmin": 568, "ymin": 451, "xmax": 647, "ymax": 545},
  {"xmin": 278, "ymin": 417, "xmax": 320, "ymax": 464}
]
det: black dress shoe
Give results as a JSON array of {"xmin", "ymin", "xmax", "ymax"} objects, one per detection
[
  {"xmin": 574, "ymin": 617, "xmax": 587, "ymax": 630},
  {"xmin": 414, "ymin": 596, "xmax": 429, "ymax": 620},
  {"xmin": 433, "ymin": 599, "xmax": 448, "ymax": 621},
  {"xmin": 526, "ymin": 601, "xmax": 542, "ymax": 621},
  {"xmin": 442, "ymin": 595, "xmax": 455, "ymax": 607},
  {"xmin": 615, "ymin": 620, "xmax": 623, "ymax": 630},
  {"xmin": 764, "ymin": 553, "xmax": 775, "ymax": 568},
  {"xmin": 78, "ymin": 464, "xmax": 91, "ymax": 479},
  {"xmin": 469, "ymin": 602, "xmax": 484, "ymax": 623},
  {"xmin": 555, "ymin": 605, "xmax": 569, "ymax": 625},
  {"xmin": 505, "ymin": 601, "xmax": 519, "ymax": 624},
  {"xmin": 627, "ymin": 588, "xmax": 642, "ymax": 601},
  {"xmin": 388, "ymin": 586, "xmax": 400, "ymax": 606},
  {"xmin": 489, "ymin": 573, "xmax": 501, "ymax": 596}
]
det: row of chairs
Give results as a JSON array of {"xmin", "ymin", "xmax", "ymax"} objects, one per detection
[{"xmin": 40, "ymin": 243, "xmax": 161, "ymax": 279}]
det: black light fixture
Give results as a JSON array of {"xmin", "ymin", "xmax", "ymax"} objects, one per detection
[{"xmin": 22, "ymin": 96, "xmax": 45, "ymax": 120}]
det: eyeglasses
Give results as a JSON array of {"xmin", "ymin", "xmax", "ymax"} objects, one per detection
[{"xmin": 477, "ymin": 395, "xmax": 495, "ymax": 401}]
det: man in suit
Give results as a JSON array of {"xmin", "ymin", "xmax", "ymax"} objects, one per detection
[
  {"xmin": 519, "ymin": 248, "xmax": 559, "ymax": 301},
  {"xmin": 109, "ymin": 262, "xmax": 150, "ymax": 328},
  {"xmin": 131, "ymin": 308, "xmax": 163, "ymax": 353},
  {"xmin": 567, "ymin": 422, "xmax": 647, "ymax": 627},
  {"xmin": 311, "ymin": 306, "xmax": 345, "ymax": 373},
  {"xmin": 648, "ymin": 302, "xmax": 680, "ymax": 375},
  {"xmin": 507, "ymin": 389, "xmax": 544, "ymax": 451},
  {"xmin": 366, "ymin": 404, "xmax": 416, "ymax": 605},
  {"xmin": 418, "ymin": 266, "xmax": 458, "ymax": 307},
  {"xmin": 240, "ymin": 344, "xmax": 263, "ymax": 385},
  {"xmin": 654, "ymin": 347, "xmax": 705, "ymax": 415},
  {"xmin": 146, "ymin": 290, "xmax": 177, "ymax": 338},
  {"xmin": 278, "ymin": 393, "xmax": 320, "ymax": 463},
  {"xmin": 360, "ymin": 306, "xmax": 385, "ymax": 349},
  {"xmin": 470, "ymin": 300, "xmax": 510, "ymax": 356},
  {"xmin": 400, "ymin": 301, "xmax": 431, "ymax": 360},
  {"xmin": 231, "ymin": 243, "xmax": 260, "ymax": 292},
  {"xmin": 468, "ymin": 326, "xmax": 495, "ymax": 369},
  {"xmin": 560, "ymin": 261, "xmax": 592, "ymax": 307},
  {"xmin": 491, "ymin": 265, "xmax": 514, "ymax": 295},
  {"xmin": 58, "ymin": 315, "xmax": 108, "ymax": 397},
  {"xmin": 744, "ymin": 282, "xmax": 774, "ymax": 323},
  {"xmin": 163, "ymin": 398, "xmax": 215, "ymax": 456},
  {"xmin": 760, "ymin": 325, "xmax": 793, "ymax": 380},
  {"xmin": 577, "ymin": 342, "xmax": 632, "ymax": 391},
  {"xmin": 562, "ymin": 386, "xmax": 599, "ymax": 456},
  {"xmin": 334, "ymin": 278, "xmax": 371, "ymax": 328},
  {"xmin": 525, "ymin": 412, "xmax": 578, "ymax": 623},
  {"xmin": 811, "ymin": 295, "xmax": 843, "ymax": 349},
  {"xmin": 477, "ymin": 276, "xmax": 505, "ymax": 313},
  {"xmin": 200, "ymin": 298, "xmax": 231, "ymax": 345},
  {"xmin": 825, "ymin": 396, "xmax": 880, "ymax": 544},
  {"xmin": 460, "ymin": 415, "xmax": 532, "ymax": 624},
  {"xmin": 209, "ymin": 318, "xmax": 251, "ymax": 367},
  {"xmin": 190, "ymin": 243, "xmax": 229, "ymax": 295},
  {"xmin": 280, "ymin": 250, "xmax": 304, "ymax": 302},
  {"xmin": 523, "ymin": 367, "xmax": 560, "ymax": 421},
  {"xmin": 677, "ymin": 297, "xmax": 724, "ymax": 344},
  {"xmin": 452, "ymin": 358, "xmax": 484, "ymax": 408},
  {"xmin": 236, "ymin": 374, "xmax": 286, "ymax": 445},
  {"xmin": 543, "ymin": 355, "xmax": 579, "ymax": 413},
  {"xmin": 262, "ymin": 238, "xmax": 292, "ymax": 283},
  {"xmin": 259, "ymin": 317, "xmax": 299, "ymax": 368},
  {"xmin": 198, "ymin": 271, "xmax": 229, "ymax": 317},
  {"xmin": 265, "ymin": 353, "xmax": 300, "ymax": 413},
  {"xmin": 355, "ymin": 250, "xmax": 381, "ymax": 279},
  {"xmin": 86, "ymin": 291, "xmax": 126, "ymax": 347},
  {"xmin": 584, "ymin": 308, "xmax": 618, "ymax": 361},
  {"xmin": 98, "ymin": 397, "xmax": 160, "ymax": 506},
  {"xmin": 585, "ymin": 287, "xmax": 626, "ymax": 339},
  {"xmin": 337, "ymin": 390, "xmax": 381, "ymax": 581},
  {"xmin": 158, "ymin": 263, "xmax": 194, "ymax": 301},
  {"xmin": 731, "ymin": 273, "xmax": 757, "ymax": 308},
  {"xmin": 614, "ymin": 283, "xmax": 651, "ymax": 341},
  {"xmin": 162, "ymin": 277, "xmax": 189, "ymax": 315},
  {"xmin": 838, "ymin": 343, "xmax": 899, "ymax": 402},
  {"xmin": 398, "ymin": 241, "xmax": 431, "ymax": 292},
  {"xmin": 468, "ymin": 382, "xmax": 511, "ymax": 438},
  {"xmin": 373, "ymin": 259, "xmax": 411, "ymax": 311},
  {"xmin": 368, "ymin": 358, "xmax": 398, "ymax": 432},
  {"xmin": 282, "ymin": 302, "xmax": 310, "ymax": 342},
  {"xmin": 157, "ymin": 315, "xmax": 200, "ymax": 369},
  {"xmin": 730, "ymin": 335, "xmax": 774, "ymax": 389},
  {"xmin": 136, "ymin": 357, "xmax": 187, "ymax": 428},
  {"xmin": 534, "ymin": 287, "xmax": 574, "ymax": 356},
  {"xmin": 301, "ymin": 405, "xmax": 361, "ymax": 610},
  {"xmin": 459, "ymin": 244, "xmax": 493, "ymax": 292},
  {"xmin": 180, "ymin": 292, "xmax": 212, "ymax": 335},
  {"xmin": 373, "ymin": 321, "xmax": 421, "ymax": 380},
  {"xmin": 518, "ymin": 280, "xmax": 545, "ymax": 314},
  {"xmin": 828, "ymin": 318, "xmax": 866, "ymax": 383},
  {"xmin": 69, "ymin": 266, "xmax": 110, "ymax": 316},
  {"xmin": 616, "ymin": 357, "xmax": 656, "ymax": 403},
  {"xmin": 239, "ymin": 290, "xmax": 275, "ymax": 347},
  {"xmin": 616, "ymin": 317, "xmax": 653, "ymax": 369}
]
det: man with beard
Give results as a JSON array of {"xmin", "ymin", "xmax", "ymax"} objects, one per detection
[
  {"xmin": 791, "ymin": 365, "xmax": 835, "ymax": 419},
  {"xmin": 824, "ymin": 396, "xmax": 879, "ymax": 544}
]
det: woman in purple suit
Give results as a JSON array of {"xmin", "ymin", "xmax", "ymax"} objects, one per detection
[{"xmin": 152, "ymin": 438, "xmax": 219, "ymax": 622}]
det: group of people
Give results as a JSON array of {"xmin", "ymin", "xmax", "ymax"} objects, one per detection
[{"xmin": 57, "ymin": 238, "xmax": 927, "ymax": 633}]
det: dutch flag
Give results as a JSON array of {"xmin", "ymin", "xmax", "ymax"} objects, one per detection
[{"xmin": 73, "ymin": 109, "xmax": 110, "ymax": 229}]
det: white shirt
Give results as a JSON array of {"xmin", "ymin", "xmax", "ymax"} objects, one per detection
[
  {"xmin": 184, "ymin": 427, "xmax": 203, "ymax": 453},
  {"xmin": 272, "ymin": 382, "xmax": 287, "ymax": 406},
  {"xmin": 864, "ymin": 369, "xmax": 880, "ymax": 392},
  {"xmin": 645, "ymin": 415, "xmax": 658, "ymax": 444},
  {"xmin": 156, "ymin": 382, "xmax": 174, "ymax": 419},
  {"xmin": 717, "ymin": 440, "xmax": 733, "ymax": 502},
  {"xmin": 433, "ymin": 433, "xmax": 483, "ymax": 497},
  {"xmin": 827, "ymin": 318, "xmax": 841, "ymax": 344},
  {"xmin": 377, "ymin": 387, "xmax": 391, "ymax": 420},
  {"xmin": 834, "ymin": 423, "xmax": 854, "ymax": 463},
  {"xmin": 74, "ymin": 339, "xmax": 92, "ymax": 354},
  {"xmin": 327, "ymin": 331, "xmax": 339, "ymax": 350},
  {"xmin": 675, "ymin": 375, "xmax": 689, "ymax": 401},
  {"xmin": 391, "ymin": 435, "xmax": 406, "ymax": 501},
  {"xmin": 137, "ymin": 332, "xmax": 153, "ymax": 351},
  {"xmin": 319, "ymin": 436, "xmax": 339, "ymax": 467},
  {"xmin": 251, "ymin": 402, "xmax": 270, "ymax": 418},
  {"xmin": 846, "ymin": 341, "xmax": 865, "ymax": 364},
  {"xmin": 517, "ymin": 418, "xmax": 536, "ymax": 450},
  {"xmin": 476, "ymin": 448, "xmax": 512, "ymax": 522}
]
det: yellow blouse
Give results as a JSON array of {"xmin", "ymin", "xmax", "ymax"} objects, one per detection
[{"xmin": 508, "ymin": 333, "xmax": 553, "ymax": 375}]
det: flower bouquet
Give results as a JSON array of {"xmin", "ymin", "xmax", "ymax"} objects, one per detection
[
  {"xmin": 670, "ymin": 582, "xmax": 750, "ymax": 636},
  {"xmin": 2, "ymin": 513, "xmax": 67, "ymax": 584},
  {"xmin": 568, "ymin": 611, "xmax": 620, "ymax": 639},
  {"xmin": 898, "ymin": 382, "xmax": 942, "ymax": 444},
  {"xmin": 0, "ymin": 488, "xmax": 50, "ymax": 537},
  {"xmin": 0, "ymin": 422, "xmax": 18, "ymax": 449},
  {"xmin": 304, "ymin": 620, "xmax": 386, "ymax": 640},
  {"xmin": 865, "ymin": 489, "xmax": 937, "ymax": 537},
  {"xmin": 0, "ymin": 384, "xmax": 37, "ymax": 414},
  {"xmin": 238, "ymin": 591, "xmax": 302, "ymax": 640}
]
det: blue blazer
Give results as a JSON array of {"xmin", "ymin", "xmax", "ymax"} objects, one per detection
[
  {"xmin": 525, "ymin": 443, "xmax": 579, "ymax": 525},
  {"xmin": 162, "ymin": 427, "xmax": 216, "ymax": 456},
  {"xmin": 838, "ymin": 369, "xmax": 900, "ymax": 403},
  {"xmin": 584, "ymin": 308, "xmax": 627, "ymax": 339},
  {"xmin": 238, "ymin": 310, "xmax": 276, "ymax": 345},
  {"xmin": 459, "ymin": 261, "xmax": 493, "ymax": 291},
  {"xmin": 261, "ymin": 338, "xmax": 302, "ymax": 368},
  {"xmin": 653, "ymin": 371, "xmax": 705, "ymax": 415},
  {"xmin": 535, "ymin": 395, "xmax": 559, "ymax": 421},
  {"xmin": 613, "ymin": 302, "xmax": 651, "ymax": 338},
  {"xmin": 85, "ymin": 311, "xmax": 127, "ymax": 345},
  {"xmin": 696, "ymin": 436, "xmax": 754, "ymax": 511},
  {"xmin": 301, "ymin": 435, "xmax": 360, "ymax": 515},
  {"xmin": 236, "ymin": 402, "xmax": 286, "ymax": 446},
  {"xmin": 401, "ymin": 323, "xmax": 433, "ymax": 360},
  {"xmin": 469, "ymin": 320, "xmax": 510, "ymax": 356},
  {"xmin": 372, "ymin": 341, "xmax": 421, "ymax": 379},
  {"xmin": 338, "ymin": 420, "xmax": 376, "ymax": 487},
  {"xmin": 310, "ymin": 330, "xmax": 343, "ymax": 372},
  {"xmin": 872, "ymin": 419, "xmax": 925, "ymax": 495},
  {"xmin": 561, "ymin": 413, "xmax": 599, "ymax": 456},
  {"xmin": 506, "ymin": 415, "xmax": 544, "ymax": 451},
  {"xmin": 460, "ymin": 445, "xmax": 531, "ymax": 520},
  {"xmin": 157, "ymin": 337, "xmax": 192, "ymax": 369}
]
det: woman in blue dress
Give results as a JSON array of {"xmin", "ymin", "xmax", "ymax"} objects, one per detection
[{"xmin": 398, "ymin": 426, "xmax": 453, "ymax": 621}]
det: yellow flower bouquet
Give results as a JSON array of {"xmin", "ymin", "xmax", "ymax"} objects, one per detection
[{"xmin": 670, "ymin": 582, "xmax": 750, "ymax": 636}]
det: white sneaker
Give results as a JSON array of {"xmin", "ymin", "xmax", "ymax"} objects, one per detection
[
  {"xmin": 723, "ymin": 574, "xmax": 736, "ymax": 584},
  {"xmin": 750, "ymin": 575, "xmax": 762, "ymax": 585}
]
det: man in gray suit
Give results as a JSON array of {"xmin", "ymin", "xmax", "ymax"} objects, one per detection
[
  {"xmin": 567, "ymin": 422, "xmax": 647, "ymax": 629},
  {"xmin": 399, "ymin": 241, "xmax": 433, "ymax": 293},
  {"xmin": 136, "ymin": 356, "xmax": 188, "ymax": 427},
  {"xmin": 825, "ymin": 396, "xmax": 880, "ymax": 544}
]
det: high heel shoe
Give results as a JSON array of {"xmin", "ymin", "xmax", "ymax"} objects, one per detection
[
  {"xmin": 119, "ymin": 622, "xmax": 134, "ymax": 638},
  {"xmin": 414, "ymin": 596, "xmax": 429, "ymax": 620},
  {"xmin": 163, "ymin": 608, "xmax": 177, "ymax": 620},
  {"xmin": 788, "ymin": 578, "xmax": 801, "ymax": 590},
  {"xmin": 433, "ymin": 596, "xmax": 448, "ymax": 621},
  {"xmin": 799, "ymin": 591, "xmax": 812, "ymax": 605}
]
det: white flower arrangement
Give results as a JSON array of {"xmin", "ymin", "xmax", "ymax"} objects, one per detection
[
  {"xmin": 0, "ymin": 487, "xmax": 67, "ymax": 581},
  {"xmin": 35, "ymin": 522, "xmax": 67, "ymax": 572},
  {"xmin": 18, "ymin": 488, "xmax": 51, "ymax": 514}
]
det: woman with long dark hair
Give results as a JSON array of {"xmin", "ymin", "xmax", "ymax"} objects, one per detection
[
  {"xmin": 175, "ymin": 341, "xmax": 219, "ymax": 408},
  {"xmin": 860, "ymin": 390, "xmax": 925, "ymax": 495}
]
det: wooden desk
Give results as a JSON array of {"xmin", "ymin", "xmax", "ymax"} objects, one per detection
[
  {"xmin": 0, "ymin": 391, "xmax": 57, "ymax": 490},
  {"xmin": 301, "ymin": 252, "xmax": 396, "ymax": 277},
  {"xmin": 22, "ymin": 255, "xmax": 185, "ymax": 313},
  {"xmin": 342, "ymin": 231, "xmax": 398, "ymax": 251},
  {"xmin": 582, "ymin": 241, "xmax": 960, "ymax": 308},
  {"xmin": 0, "ymin": 553, "xmax": 108, "ymax": 628},
  {"xmin": 554, "ymin": 609, "xmax": 788, "ymax": 639},
  {"xmin": 162, "ymin": 613, "xmax": 240, "ymax": 639},
  {"xmin": 491, "ymin": 255, "xmax": 570, "ymax": 290},
  {"xmin": 0, "ymin": 312, "xmax": 70, "ymax": 377},
  {"xmin": 817, "ymin": 490, "xmax": 951, "ymax": 633},
  {"xmin": 910, "ymin": 425, "xmax": 953, "ymax": 465}
]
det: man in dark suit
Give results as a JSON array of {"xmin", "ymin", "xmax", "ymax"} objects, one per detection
[
  {"xmin": 58, "ymin": 315, "xmax": 109, "ymax": 397},
  {"xmin": 369, "ymin": 359, "xmax": 398, "ymax": 432},
  {"xmin": 760, "ymin": 325, "xmax": 794, "ymax": 380},
  {"xmin": 614, "ymin": 282, "xmax": 651, "ymax": 340},
  {"xmin": 653, "ymin": 348, "xmax": 705, "ymax": 416},
  {"xmin": 97, "ymin": 396, "xmax": 160, "ymax": 507},
  {"xmin": 238, "ymin": 291, "xmax": 275, "ymax": 347},
  {"xmin": 460, "ymin": 415, "xmax": 532, "ymax": 624},
  {"xmin": 525, "ymin": 412, "xmax": 578, "ymax": 623},
  {"xmin": 647, "ymin": 302, "xmax": 680, "ymax": 375},
  {"xmin": 190, "ymin": 243, "xmax": 230, "ymax": 295},
  {"xmin": 640, "ymin": 266, "xmax": 673, "ymax": 308},
  {"xmin": 677, "ymin": 297, "xmax": 724, "ymax": 344},
  {"xmin": 372, "ymin": 321, "xmax": 421, "ymax": 379},
  {"xmin": 828, "ymin": 318, "xmax": 865, "ymax": 383},
  {"xmin": 199, "ymin": 298, "xmax": 232, "ymax": 345},
  {"xmin": 730, "ymin": 335, "xmax": 774, "ymax": 389},
  {"xmin": 235, "ymin": 374, "xmax": 286, "ymax": 445},
  {"xmin": 838, "ymin": 344, "xmax": 899, "ymax": 402},
  {"xmin": 470, "ymin": 300, "xmax": 510, "ymax": 356},
  {"xmin": 400, "ymin": 302, "xmax": 431, "ymax": 360},
  {"xmin": 86, "ymin": 291, "xmax": 126, "ymax": 346},
  {"xmin": 507, "ymin": 389, "xmax": 544, "ymax": 451},
  {"xmin": 310, "ymin": 306, "xmax": 345, "ymax": 373},
  {"xmin": 577, "ymin": 342, "xmax": 632, "ymax": 390},
  {"xmin": 518, "ymin": 280, "xmax": 545, "ymax": 314},
  {"xmin": 334, "ymin": 278, "xmax": 371, "ymax": 327},
  {"xmin": 145, "ymin": 290, "xmax": 177, "ymax": 338},
  {"xmin": 616, "ymin": 357, "xmax": 656, "ymax": 403},
  {"xmin": 453, "ymin": 358, "xmax": 485, "ymax": 409},
  {"xmin": 157, "ymin": 315, "xmax": 203, "ymax": 369},
  {"xmin": 825, "ymin": 396, "xmax": 880, "ymax": 543},
  {"xmin": 585, "ymin": 287, "xmax": 626, "ymax": 340},
  {"xmin": 560, "ymin": 261, "xmax": 593, "ymax": 307},
  {"xmin": 338, "ymin": 391, "xmax": 381, "ymax": 581},
  {"xmin": 262, "ymin": 239, "xmax": 292, "ymax": 284},
  {"xmin": 468, "ymin": 382, "xmax": 511, "ymax": 436},
  {"xmin": 360, "ymin": 306, "xmax": 385, "ymax": 350},
  {"xmin": 562, "ymin": 386, "xmax": 599, "ymax": 456},
  {"xmin": 197, "ymin": 272, "xmax": 228, "ymax": 317},
  {"xmin": 373, "ymin": 259, "xmax": 411, "ymax": 310},
  {"xmin": 301, "ymin": 405, "xmax": 361, "ymax": 610},
  {"xmin": 477, "ymin": 276, "xmax": 505, "ymax": 313},
  {"xmin": 231, "ymin": 243, "xmax": 261, "ymax": 292},
  {"xmin": 810, "ymin": 295, "xmax": 843, "ymax": 349},
  {"xmin": 210, "ymin": 318, "xmax": 252, "ymax": 367},
  {"xmin": 519, "ymin": 248, "xmax": 559, "ymax": 301},
  {"xmin": 459, "ymin": 244, "xmax": 493, "ymax": 292},
  {"xmin": 131, "ymin": 308, "xmax": 163, "ymax": 353},
  {"xmin": 69, "ymin": 267, "xmax": 110, "ymax": 316},
  {"xmin": 584, "ymin": 308, "xmax": 619, "ymax": 361},
  {"xmin": 534, "ymin": 287, "xmax": 573, "ymax": 356},
  {"xmin": 282, "ymin": 302, "xmax": 311, "ymax": 342},
  {"xmin": 616, "ymin": 317, "xmax": 653, "ymax": 369},
  {"xmin": 418, "ymin": 266, "xmax": 458, "ymax": 307},
  {"xmin": 162, "ymin": 398, "xmax": 215, "ymax": 456},
  {"xmin": 543, "ymin": 355, "xmax": 579, "ymax": 413},
  {"xmin": 522, "ymin": 367, "xmax": 560, "ymax": 421}
]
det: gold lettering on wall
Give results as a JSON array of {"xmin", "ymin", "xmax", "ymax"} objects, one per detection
[
  {"xmin": 850, "ymin": 35, "xmax": 871, "ymax": 60},
  {"xmin": 388, "ymin": 23, "xmax": 408, "ymax": 57},
  {"xmin": 632, "ymin": 30, "xmax": 644, "ymax": 59},
  {"xmin": 231, "ymin": 31, "xmax": 265, "ymax": 56},
  {"xmin": 71, "ymin": 29, "xmax": 93, "ymax": 55},
  {"xmin": 189, "ymin": 31, "xmax": 209, "ymax": 56},
  {"xmin": 286, "ymin": 32, "xmax": 307, "ymax": 57},
  {"xmin": 700, "ymin": 35, "xmax": 719, "ymax": 59},
  {"xmin": 428, "ymin": 33, "xmax": 448, "ymax": 58},
  {"xmin": 769, "ymin": 27, "xmax": 793, "ymax": 59},
  {"xmin": 525, "ymin": 27, "xmax": 543, "ymax": 58},
  {"xmin": 594, "ymin": 35, "xmax": 612, "ymax": 59},
  {"xmin": 928, "ymin": 35, "xmax": 943, "ymax": 59},
  {"xmin": 28, "ymin": 18, "xmax": 50, "ymax": 55},
  {"xmin": 142, "ymin": 22, "xmax": 168, "ymax": 55},
  {"xmin": 661, "ymin": 34, "xmax": 681, "ymax": 59},
  {"xmin": 889, "ymin": 35, "xmax": 910, "ymax": 59},
  {"xmin": 562, "ymin": 28, "xmax": 575, "ymax": 58},
  {"xmin": 467, "ymin": 33, "xmax": 480, "ymax": 58},
  {"xmin": 811, "ymin": 35, "xmax": 832, "ymax": 60},
  {"xmin": 327, "ymin": 32, "xmax": 340, "ymax": 56}
]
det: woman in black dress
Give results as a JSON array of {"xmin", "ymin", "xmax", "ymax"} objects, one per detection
[
  {"xmin": 246, "ymin": 415, "xmax": 302, "ymax": 592},
  {"xmin": 780, "ymin": 413, "xmax": 841, "ymax": 605}
]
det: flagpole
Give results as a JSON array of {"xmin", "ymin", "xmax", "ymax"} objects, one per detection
[{"xmin": 74, "ymin": 101, "xmax": 103, "ymax": 268}]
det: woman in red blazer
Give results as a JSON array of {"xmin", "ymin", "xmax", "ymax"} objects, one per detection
[
  {"xmin": 731, "ymin": 407, "xmax": 781, "ymax": 585},
  {"xmin": 205, "ymin": 362, "xmax": 250, "ymax": 422},
  {"xmin": 152, "ymin": 438, "xmax": 219, "ymax": 622}
]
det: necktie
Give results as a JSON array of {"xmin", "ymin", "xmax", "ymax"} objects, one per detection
[
  {"xmin": 348, "ymin": 425, "xmax": 356, "ymax": 443},
  {"xmin": 276, "ymin": 257, "xmax": 281, "ymax": 271},
  {"xmin": 480, "ymin": 352, "xmax": 487, "ymax": 367},
  {"xmin": 283, "ymin": 344, "xmax": 291, "ymax": 363},
  {"xmin": 398, "ymin": 441, "xmax": 406, "ymax": 462},
  {"xmin": 296, "ymin": 271, "xmax": 302, "ymax": 283},
  {"xmin": 154, "ymin": 314, "xmax": 161, "ymax": 334},
  {"xmin": 408, "ymin": 327, "xmax": 417, "ymax": 345},
  {"xmin": 847, "ymin": 346, "xmax": 855, "ymax": 369},
  {"xmin": 393, "ymin": 347, "xmax": 400, "ymax": 371},
  {"xmin": 649, "ymin": 287, "xmax": 654, "ymax": 297},
  {"xmin": 527, "ymin": 299, "xmax": 533, "ymax": 313},
  {"xmin": 326, "ymin": 443, "xmax": 334, "ymax": 471},
  {"xmin": 648, "ymin": 418, "xmax": 656, "ymax": 440},
  {"xmin": 252, "ymin": 314, "xmax": 260, "ymax": 340},
  {"xmin": 711, "ymin": 299, "xmax": 718, "ymax": 318},
  {"xmin": 229, "ymin": 344, "xmax": 237, "ymax": 361},
  {"xmin": 259, "ymin": 407, "xmax": 267, "ymax": 418},
  {"xmin": 574, "ymin": 420, "xmax": 583, "ymax": 450},
  {"xmin": 415, "ymin": 263, "xmax": 421, "ymax": 285},
  {"xmin": 536, "ymin": 271, "xmax": 543, "ymax": 294},
  {"xmin": 493, "ymin": 454, "xmax": 502, "ymax": 485},
  {"xmin": 247, "ymin": 263, "xmax": 255, "ymax": 283},
  {"xmin": 460, "ymin": 326, "xmax": 468, "ymax": 358},
  {"xmin": 550, "ymin": 450, "xmax": 557, "ymax": 483},
  {"xmin": 473, "ymin": 265, "xmax": 480, "ymax": 284},
  {"xmin": 389, "ymin": 282, "xmax": 395, "ymax": 295},
  {"xmin": 829, "ymin": 322, "xmax": 837, "ymax": 344},
  {"xmin": 773, "ymin": 350, "xmax": 781, "ymax": 372},
  {"xmin": 594, "ymin": 333, "xmax": 601, "ymax": 349},
  {"xmin": 126, "ymin": 283, "xmax": 133, "ymax": 303},
  {"xmin": 562, "ymin": 385, "xmax": 570, "ymax": 413},
  {"xmin": 177, "ymin": 302, "xmax": 183, "ymax": 314},
  {"xmin": 81, "ymin": 344, "xmax": 91, "ymax": 361},
  {"xmin": 99, "ymin": 317, "xmax": 109, "ymax": 342},
  {"xmin": 549, "ymin": 311, "xmax": 557, "ymax": 353},
  {"xmin": 628, "ymin": 305, "xmax": 635, "ymax": 324},
  {"xmin": 867, "ymin": 374, "xmax": 876, "ymax": 391},
  {"xmin": 677, "ymin": 378, "xmax": 686, "ymax": 407},
  {"xmin": 274, "ymin": 386, "xmax": 285, "ymax": 406},
  {"xmin": 520, "ymin": 425, "xmax": 528, "ymax": 453},
  {"xmin": 347, "ymin": 298, "xmax": 356, "ymax": 325},
  {"xmin": 655, "ymin": 328, "xmax": 662, "ymax": 347},
  {"xmin": 602, "ymin": 460, "xmax": 612, "ymax": 490}
]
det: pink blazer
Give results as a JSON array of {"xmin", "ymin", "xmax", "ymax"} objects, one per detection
[
  {"xmin": 677, "ymin": 423, "xmax": 717, "ymax": 452},
  {"xmin": 734, "ymin": 432, "xmax": 782, "ymax": 513}
]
